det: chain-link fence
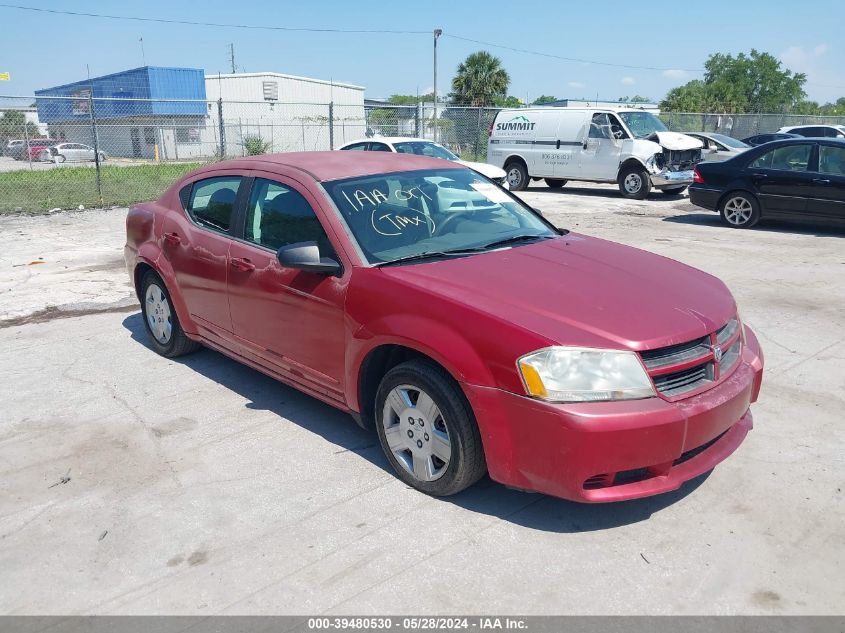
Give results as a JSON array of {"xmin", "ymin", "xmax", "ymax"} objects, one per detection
[{"xmin": 2, "ymin": 94, "xmax": 845, "ymax": 213}]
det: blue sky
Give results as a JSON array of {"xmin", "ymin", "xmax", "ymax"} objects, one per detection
[{"xmin": 1, "ymin": 0, "xmax": 842, "ymax": 103}]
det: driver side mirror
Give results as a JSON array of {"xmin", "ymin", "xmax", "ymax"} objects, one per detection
[{"xmin": 276, "ymin": 241, "xmax": 341, "ymax": 275}]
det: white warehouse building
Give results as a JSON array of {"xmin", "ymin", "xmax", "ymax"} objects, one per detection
[{"xmin": 204, "ymin": 72, "xmax": 366, "ymax": 156}]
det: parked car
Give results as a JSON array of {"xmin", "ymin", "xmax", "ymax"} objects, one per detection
[
  {"xmin": 686, "ymin": 132, "xmax": 750, "ymax": 161},
  {"xmin": 338, "ymin": 137, "xmax": 508, "ymax": 188},
  {"xmin": 39, "ymin": 142, "xmax": 107, "ymax": 163},
  {"xmin": 487, "ymin": 107, "xmax": 703, "ymax": 198},
  {"xmin": 777, "ymin": 124, "xmax": 845, "ymax": 139},
  {"xmin": 24, "ymin": 139, "xmax": 58, "ymax": 161},
  {"xmin": 741, "ymin": 132, "xmax": 801, "ymax": 146},
  {"xmin": 4, "ymin": 139, "xmax": 25, "ymax": 158},
  {"xmin": 689, "ymin": 138, "xmax": 845, "ymax": 228},
  {"xmin": 126, "ymin": 152, "xmax": 763, "ymax": 502}
]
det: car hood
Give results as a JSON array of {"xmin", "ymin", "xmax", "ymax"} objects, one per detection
[
  {"xmin": 457, "ymin": 159, "xmax": 507, "ymax": 179},
  {"xmin": 379, "ymin": 234, "xmax": 735, "ymax": 350},
  {"xmin": 647, "ymin": 131, "xmax": 704, "ymax": 151}
]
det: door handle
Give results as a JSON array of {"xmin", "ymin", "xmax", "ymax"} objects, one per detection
[
  {"xmin": 163, "ymin": 232, "xmax": 181, "ymax": 246},
  {"xmin": 556, "ymin": 140, "xmax": 561, "ymax": 150},
  {"xmin": 751, "ymin": 173, "xmax": 768, "ymax": 178},
  {"xmin": 230, "ymin": 257, "xmax": 255, "ymax": 272},
  {"xmin": 813, "ymin": 178, "xmax": 831, "ymax": 184}
]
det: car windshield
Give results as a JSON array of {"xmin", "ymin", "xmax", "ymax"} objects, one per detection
[
  {"xmin": 618, "ymin": 111, "xmax": 668, "ymax": 138},
  {"xmin": 707, "ymin": 133, "xmax": 748, "ymax": 148},
  {"xmin": 392, "ymin": 141, "xmax": 459, "ymax": 161},
  {"xmin": 324, "ymin": 168, "xmax": 557, "ymax": 265}
]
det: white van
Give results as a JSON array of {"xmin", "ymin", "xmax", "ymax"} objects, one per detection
[{"xmin": 487, "ymin": 107, "xmax": 703, "ymax": 198}]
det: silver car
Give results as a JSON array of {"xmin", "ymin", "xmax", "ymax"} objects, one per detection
[
  {"xmin": 686, "ymin": 133, "xmax": 750, "ymax": 162},
  {"xmin": 41, "ymin": 143, "xmax": 107, "ymax": 163}
]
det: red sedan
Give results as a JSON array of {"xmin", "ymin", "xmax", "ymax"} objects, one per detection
[{"xmin": 125, "ymin": 152, "xmax": 764, "ymax": 502}]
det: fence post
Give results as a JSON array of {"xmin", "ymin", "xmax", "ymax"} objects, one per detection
[
  {"xmin": 474, "ymin": 107, "xmax": 482, "ymax": 160},
  {"xmin": 217, "ymin": 98, "xmax": 225, "ymax": 159},
  {"xmin": 88, "ymin": 92, "xmax": 103, "ymax": 204},
  {"xmin": 22, "ymin": 114, "xmax": 32, "ymax": 171},
  {"xmin": 415, "ymin": 102, "xmax": 421, "ymax": 137},
  {"xmin": 329, "ymin": 101, "xmax": 334, "ymax": 150}
]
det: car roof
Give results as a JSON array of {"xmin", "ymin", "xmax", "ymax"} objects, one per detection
[
  {"xmin": 780, "ymin": 124, "xmax": 845, "ymax": 131},
  {"xmin": 200, "ymin": 151, "xmax": 462, "ymax": 182},
  {"xmin": 752, "ymin": 137, "xmax": 845, "ymax": 147}
]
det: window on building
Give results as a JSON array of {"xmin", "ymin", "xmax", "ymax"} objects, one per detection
[
  {"xmin": 263, "ymin": 81, "xmax": 279, "ymax": 101},
  {"xmin": 175, "ymin": 127, "xmax": 200, "ymax": 144},
  {"xmin": 144, "ymin": 127, "xmax": 156, "ymax": 144}
]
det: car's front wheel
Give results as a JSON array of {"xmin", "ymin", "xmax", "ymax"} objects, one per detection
[
  {"xmin": 720, "ymin": 192, "xmax": 760, "ymax": 229},
  {"xmin": 545, "ymin": 178, "xmax": 567, "ymax": 189},
  {"xmin": 140, "ymin": 270, "xmax": 201, "ymax": 357},
  {"xmin": 504, "ymin": 161, "xmax": 529, "ymax": 191},
  {"xmin": 618, "ymin": 165, "xmax": 652, "ymax": 199},
  {"xmin": 375, "ymin": 360, "xmax": 486, "ymax": 496}
]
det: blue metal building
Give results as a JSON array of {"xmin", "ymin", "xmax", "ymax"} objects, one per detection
[{"xmin": 35, "ymin": 67, "xmax": 208, "ymax": 159}]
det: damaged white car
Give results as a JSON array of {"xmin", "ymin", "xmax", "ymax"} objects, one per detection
[{"xmin": 487, "ymin": 107, "xmax": 703, "ymax": 198}]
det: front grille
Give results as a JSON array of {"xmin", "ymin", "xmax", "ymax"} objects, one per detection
[{"xmin": 640, "ymin": 318, "xmax": 741, "ymax": 398}]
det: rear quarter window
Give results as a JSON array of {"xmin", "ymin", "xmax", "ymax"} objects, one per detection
[{"xmin": 186, "ymin": 176, "xmax": 242, "ymax": 233}]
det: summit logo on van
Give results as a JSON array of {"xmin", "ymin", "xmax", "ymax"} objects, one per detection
[{"xmin": 496, "ymin": 115, "xmax": 536, "ymax": 132}]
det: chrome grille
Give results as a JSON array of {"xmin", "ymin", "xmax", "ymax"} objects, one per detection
[
  {"xmin": 640, "ymin": 335, "xmax": 710, "ymax": 371},
  {"xmin": 652, "ymin": 363, "xmax": 710, "ymax": 397}
]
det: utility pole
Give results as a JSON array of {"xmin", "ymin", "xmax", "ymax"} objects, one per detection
[
  {"xmin": 139, "ymin": 37, "xmax": 146, "ymax": 65},
  {"xmin": 432, "ymin": 29, "xmax": 442, "ymax": 142},
  {"xmin": 229, "ymin": 44, "xmax": 236, "ymax": 74}
]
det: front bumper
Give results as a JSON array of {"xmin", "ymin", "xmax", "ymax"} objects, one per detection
[
  {"xmin": 650, "ymin": 168, "xmax": 694, "ymax": 187},
  {"xmin": 463, "ymin": 326, "xmax": 764, "ymax": 503}
]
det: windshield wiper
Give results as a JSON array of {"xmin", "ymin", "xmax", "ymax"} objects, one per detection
[
  {"xmin": 374, "ymin": 249, "xmax": 477, "ymax": 267},
  {"xmin": 475, "ymin": 234, "xmax": 554, "ymax": 251}
]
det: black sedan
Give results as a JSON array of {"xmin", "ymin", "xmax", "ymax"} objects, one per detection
[
  {"xmin": 741, "ymin": 132, "xmax": 801, "ymax": 146},
  {"xmin": 689, "ymin": 138, "xmax": 845, "ymax": 228}
]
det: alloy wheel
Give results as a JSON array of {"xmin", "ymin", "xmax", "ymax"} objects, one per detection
[
  {"xmin": 723, "ymin": 196, "xmax": 753, "ymax": 226},
  {"xmin": 381, "ymin": 384, "xmax": 451, "ymax": 482}
]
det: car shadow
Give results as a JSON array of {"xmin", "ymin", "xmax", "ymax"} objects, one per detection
[
  {"xmin": 663, "ymin": 212, "xmax": 845, "ymax": 237},
  {"xmin": 123, "ymin": 312, "xmax": 713, "ymax": 532},
  {"xmin": 521, "ymin": 184, "xmax": 688, "ymax": 201}
]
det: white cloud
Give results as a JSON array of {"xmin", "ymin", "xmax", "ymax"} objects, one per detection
[
  {"xmin": 662, "ymin": 69, "xmax": 688, "ymax": 80},
  {"xmin": 568, "ymin": 81, "xmax": 585, "ymax": 89},
  {"xmin": 813, "ymin": 43, "xmax": 829, "ymax": 56},
  {"xmin": 780, "ymin": 43, "xmax": 828, "ymax": 71},
  {"xmin": 621, "ymin": 76, "xmax": 636, "ymax": 85}
]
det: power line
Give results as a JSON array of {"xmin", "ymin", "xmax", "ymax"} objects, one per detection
[
  {"xmin": 443, "ymin": 33, "xmax": 704, "ymax": 73},
  {"xmin": 0, "ymin": 4, "xmax": 429, "ymax": 34}
]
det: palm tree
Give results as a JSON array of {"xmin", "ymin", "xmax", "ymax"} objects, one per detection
[{"xmin": 451, "ymin": 51, "xmax": 510, "ymax": 107}]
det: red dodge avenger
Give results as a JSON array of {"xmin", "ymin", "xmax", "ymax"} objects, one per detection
[{"xmin": 125, "ymin": 152, "xmax": 763, "ymax": 502}]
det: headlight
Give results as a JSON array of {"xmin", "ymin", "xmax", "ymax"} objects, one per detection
[{"xmin": 517, "ymin": 346, "xmax": 655, "ymax": 402}]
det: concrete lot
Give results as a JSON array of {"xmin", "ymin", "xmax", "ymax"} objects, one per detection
[{"xmin": 1, "ymin": 183, "xmax": 843, "ymax": 614}]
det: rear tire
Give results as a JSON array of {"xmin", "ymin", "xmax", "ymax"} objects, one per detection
[
  {"xmin": 504, "ymin": 161, "xmax": 529, "ymax": 191},
  {"xmin": 661, "ymin": 185, "xmax": 688, "ymax": 195},
  {"xmin": 719, "ymin": 192, "xmax": 760, "ymax": 229},
  {"xmin": 55, "ymin": 154, "xmax": 66, "ymax": 163},
  {"xmin": 375, "ymin": 360, "xmax": 486, "ymax": 497},
  {"xmin": 618, "ymin": 165, "xmax": 652, "ymax": 199},
  {"xmin": 140, "ymin": 270, "xmax": 201, "ymax": 358},
  {"xmin": 545, "ymin": 178, "xmax": 567, "ymax": 189}
]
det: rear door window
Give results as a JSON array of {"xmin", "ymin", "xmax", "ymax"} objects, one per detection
[
  {"xmin": 818, "ymin": 145, "xmax": 845, "ymax": 175},
  {"xmin": 749, "ymin": 145, "xmax": 812, "ymax": 171},
  {"xmin": 187, "ymin": 176, "xmax": 242, "ymax": 233},
  {"xmin": 341, "ymin": 142, "xmax": 368, "ymax": 151}
]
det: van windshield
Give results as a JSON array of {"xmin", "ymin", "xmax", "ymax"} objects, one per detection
[{"xmin": 618, "ymin": 112, "xmax": 668, "ymax": 139}]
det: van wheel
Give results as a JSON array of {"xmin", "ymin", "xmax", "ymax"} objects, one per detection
[
  {"xmin": 661, "ymin": 186, "xmax": 687, "ymax": 195},
  {"xmin": 545, "ymin": 178, "xmax": 567, "ymax": 189},
  {"xmin": 375, "ymin": 360, "xmax": 486, "ymax": 497},
  {"xmin": 618, "ymin": 165, "xmax": 651, "ymax": 199},
  {"xmin": 505, "ymin": 161, "xmax": 529, "ymax": 191}
]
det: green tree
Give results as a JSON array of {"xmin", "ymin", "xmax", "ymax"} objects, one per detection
[
  {"xmin": 494, "ymin": 95, "xmax": 523, "ymax": 108},
  {"xmin": 618, "ymin": 95, "xmax": 652, "ymax": 103},
  {"xmin": 0, "ymin": 110, "xmax": 40, "ymax": 145},
  {"xmin": 660, "ymin": 50, "xmax": 807, "ymax": 113},
  {"xmin": 388, "ymin": 93, "xmax": 433, "ymax": 105},
  {"xmin": 451, "ymin": 51, "xmax": 510, "ymax": 106},
  {"xmin": 531, "ymin": 95, "xmax": 557, "ymax": 105}
]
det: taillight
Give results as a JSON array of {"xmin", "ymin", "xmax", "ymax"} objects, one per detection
[
  {"xmin": 692, "ymin": 166, "xmax": 704, "ymax": 184},
  {"xmin": 488, "ymin": 122, "xmax": 494, "ymax": 137}
]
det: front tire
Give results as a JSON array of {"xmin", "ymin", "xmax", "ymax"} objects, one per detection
[
  {"xmin": 618, "ymin": 165, "xmax": 652, "ymax": 199},
  {"xmin": 504, "ymin": 161, "xmax": 529, "ymax": 191},
  {"xmin": 375, "ymin": 360, "xmax": 486, "ymax": 496},
  {"xmin": 140, "ymin": 270, "xmax": 201, "ymax": 358},
  {"xmin": 545, "ymin": 178, "xmax": 567, "ymax": 189},
  {"xmin": 720, "ymin": 192, "xmax": 760, "ymax": 229},
  {"xmin": 55, "ymin": 154, "xmax": 66, "ymax": 163}
]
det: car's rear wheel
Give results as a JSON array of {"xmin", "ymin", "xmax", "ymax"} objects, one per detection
[
  {"xmin": 97, "ymin": 152, "xmax": 107, "ymax": 162},
  {"xmin": 545, "ymin": 178, "xmax": 567, "ymax": 189},
  {"xmin": 504, "ymin": 161, "xmax": 529, "ymax": 191},
  {"xmin": 55, "ymin": 154, "xmax": 66, "ymax": 163},
  {"xmin": 375, "ymin": 360, "xmax": 486, "ymax": 496},
  {"xmin": 140, "ymin": 270, "xmax": 201, "ymax": 358},
  {"xmin": 661, "ymin": 185, "xmax": 688, "ymax": 195},
  {"xmin": 618, "ymin": 165, "xmax": 652, "ymax": 199},
  {"xmin": 720, "ymin": 192, "xmax": 760, "ymax": 229}
]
